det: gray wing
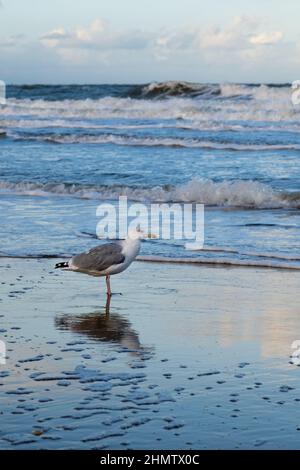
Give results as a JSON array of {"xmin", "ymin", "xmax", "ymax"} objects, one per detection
[{"xmin": 71, "ymin": 242, "xmax": 125, "ymax": 272}]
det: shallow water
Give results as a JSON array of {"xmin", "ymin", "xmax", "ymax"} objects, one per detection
[{"xmin": 0, "ymin": 260, "xmax": 300, "ymax": 449}]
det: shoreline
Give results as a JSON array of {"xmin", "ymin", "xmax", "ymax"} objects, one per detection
[{"xmin": 0, "ymin": 255, "xmax": 299, "ymax": 271}]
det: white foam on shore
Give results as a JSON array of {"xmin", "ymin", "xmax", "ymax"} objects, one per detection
[
  {"xmin": 137, "ymin": 255, "xmax": 300, "ymax": 270},
  {"xmin": 1, "ymin": 247, "xmax": 299, "ymax": 270},
  {"xmin": 191, "ymin": 246, "xmax": 300, "ymax": 261}
]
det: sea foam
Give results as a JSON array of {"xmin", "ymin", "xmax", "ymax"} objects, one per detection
[{"xmin": 0, "ymin": 178, "xmax": 299, "ymax": 209}]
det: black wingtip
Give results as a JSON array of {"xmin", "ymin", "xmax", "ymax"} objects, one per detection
[{"xmin": 55, "ymin": 261, "xmax": 69, "ymax": 269}]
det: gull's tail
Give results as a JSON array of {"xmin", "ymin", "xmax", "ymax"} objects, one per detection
[{"xmin": 55, "ymin": 261, "xmax": 69, "ymax": 269}]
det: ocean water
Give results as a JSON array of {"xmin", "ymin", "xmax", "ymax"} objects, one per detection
[{"xmin": 0, "ymin": 81, "xmax": 299, "ymax": 268}]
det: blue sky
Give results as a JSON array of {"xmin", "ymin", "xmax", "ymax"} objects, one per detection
[{"xmin": 0, "ymin": 0, "xmax": 299, "ymax": 83}]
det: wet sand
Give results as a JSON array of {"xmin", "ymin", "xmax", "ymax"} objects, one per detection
[{"xmin": 0, "ymin": 258, "xmax": 300, "ymax": 449}]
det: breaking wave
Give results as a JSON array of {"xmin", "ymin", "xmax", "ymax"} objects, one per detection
[
  {"xmin": 1, "ymin": 179, "xmax": 299, "ymax": 209},
  {"xmin": 8, "ymin": 132, "xmax": 300, "ymax": 150},
  {"xmin": 4, "ymin": 118, "xmax": 300, "ymax": 134},
  {"xmin": 3, "ymin": 82, "xmax": 297, "ymax": 123},
  {"xmin": 139, "ymin": 81, "xmax": 220, "ymax": 98},
  {"xmin": 7, "ymin": 81, "xmax": 292, "ymax": 100},
  {"xmin": 139, "ymin": 81, "xmax": 292, "ymax": 101}
]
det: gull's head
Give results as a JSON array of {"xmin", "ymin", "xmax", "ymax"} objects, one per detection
[{"xmin": 127, "ymin": 225, "xmax": 157, "ymax": 241}]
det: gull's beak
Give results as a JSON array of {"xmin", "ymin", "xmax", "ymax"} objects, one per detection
[{"xmin": 145, "ymin": 233, "xmax": 157, "ymax": 239}]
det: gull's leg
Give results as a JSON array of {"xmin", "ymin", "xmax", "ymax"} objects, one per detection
[
  {"xmin": 105, "ymin": 294, "xmax": 111, "ymax": 316},
  {"xmin": 106, "ymin": 275, "xmax": 112, "ymax": 297}
]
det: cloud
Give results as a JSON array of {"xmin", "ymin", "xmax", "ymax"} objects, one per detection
[
  {"xmin": 199, "ymin": 16, "xmax": 282, "ymax": 50},
  {"xmin": 40, "ymin": 19, "xmax": 152, "ymax": 52},
  {"xmin": 39, "ymin": 16, "xmax": 284, "ymax": 59},
  {"xmin": 41, "ymin": 28, "xmax": 69, "ymax": 41},
  {"xmin": 0, "ymin": 38, "xmax": 16, "ymax": 47},
  {"xmin": 249, "ymin": 31, "xmax": 283, "ymax": 46},
  {"xmin": 0, "ymin": 33, "xmax": 26, "ymax": 48},
  {"xmin": 0, "ymin": 15, "xmax": 292, "ymax": 83}
]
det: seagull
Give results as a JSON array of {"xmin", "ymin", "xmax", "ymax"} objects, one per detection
[{"xmin": 55, "ymin": 226, "xmax": 150, "ymax": 296}]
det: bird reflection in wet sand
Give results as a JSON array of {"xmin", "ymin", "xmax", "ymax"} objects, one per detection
[{"xmin": 55, "ymin": 296, "xmax": 148, "ymax": 356}]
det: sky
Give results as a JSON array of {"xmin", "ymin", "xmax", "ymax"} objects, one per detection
[{"xmin": 0, "ymin": 0, "xmax": 299, "ymax": 83}]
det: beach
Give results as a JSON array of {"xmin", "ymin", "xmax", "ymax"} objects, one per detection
[{"xmin": 1, "ymin": 258, "xmax": 300, "ymax": 449}]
